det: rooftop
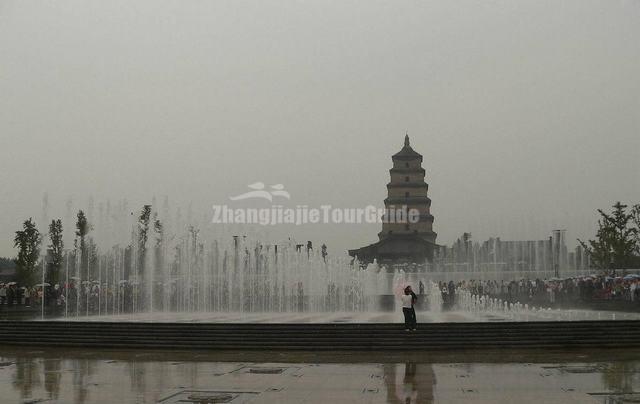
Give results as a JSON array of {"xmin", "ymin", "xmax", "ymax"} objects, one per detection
[{"xmin": 392, "ymin": 134, "xmax": 422, "ymax": 159}]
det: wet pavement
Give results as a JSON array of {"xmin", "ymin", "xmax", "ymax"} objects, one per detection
[{"xmin": 1, "ymin": 347, "xmax": 640, "ymax": 403}]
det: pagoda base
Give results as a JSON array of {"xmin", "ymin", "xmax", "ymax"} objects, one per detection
[{"xmin": 348, "ymin": 234, "xmax": 436, "ymax": 266}]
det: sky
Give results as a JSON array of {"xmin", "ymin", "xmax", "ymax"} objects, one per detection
[{"xmin": 1, "ymin": 0, "xmax": 639, "ymax": 257}]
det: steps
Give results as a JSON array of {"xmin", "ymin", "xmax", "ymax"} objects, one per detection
[{"xmin": 1, "ymin": 320, "xmax": 639, "ymax": 351}]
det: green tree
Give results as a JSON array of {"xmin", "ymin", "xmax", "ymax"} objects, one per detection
[
  {"xmin": 152, "ymin": 213, "xmax": 164, "ymax": 281},
  {"xmin": 632, "ymin": 204, "xmax": 640, "ymax": 254},
  {"xmin": 579, "ymin": 202, "xmax": 639, "ymax": 269},
  {"xmin": 48, "ymin": 219, "xmax": 64, "ymax": 284},
  {"xmin": 153, "ymin": 213, "xmax": 163, "ymax": 249},
  {"xmin": 137, "ymin": 205, "xmax": 152, "ymax": 275},
  {"xmin": 14, "ymin": 218, "xmax": 41, "ymax": 285},
  {"xmin": 75, "ymin": 210, "xmax": 92, "ymax": 276}
]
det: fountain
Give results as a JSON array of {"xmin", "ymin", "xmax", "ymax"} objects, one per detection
[
  {"xmin": 24, "ymin": 198, "xmax": 639, "ymax": 324},
  {"xmin": 55, "ymin": 235, "xmax": 395, "ymax": 321},
  {"xmin": 453, "ymin": 288, "xmax": 640, "ymax": 322},
  {"xmin": 47, "ymin": 231, "xmax": 640, "ymax": 323}
]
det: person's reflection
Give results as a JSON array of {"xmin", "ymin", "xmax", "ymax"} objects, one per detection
[
  {"xmin": 72, "ymin": 358, "xmax": 96, "ymax": 403},
  {"xmin": 384, "ymin": 363, "xmax": 436, "ymax": 403},
  {"xmin": 43, "ymin": 358, "xmax": 61, "ymax": 400},
  {"xmin": 128, "ymin": 361, "xmax": 146, "ymax": 397},
  {"xmin": 402, "ymin": 363, "xmax": 418, "ymax": 402},
  {"xmin": 12, "ymin": 357, "xmax": 41, "ymax": 400},
  {"xmin": 602, "ymin": 361, "xmax": 640, "ymax": 394}
]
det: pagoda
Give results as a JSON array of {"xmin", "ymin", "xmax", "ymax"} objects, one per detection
[{"xmin": 349, "ymin": 135, "xmax": 437, "ymax": 265}]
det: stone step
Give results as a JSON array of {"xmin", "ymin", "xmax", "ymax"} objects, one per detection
[
  {"xmin": 2, "ymin": 332, "xmax": 633, "ymax": 340},
  {"xmin": 4, "ymin": 322, "xmax": 640, "ymax": 331},
  {"xmin": 1, "ymin": 338, "xmax": 638, "ymax": 350},
  {"xmin": 1, "ymin": 328, "xmax": 636, "ymax": 337},
  {"xmin": 4, "ymin": 324, "xmax": 635, "ymax": 331},
  {"xmin": 2, "ymin": 337, "xmax": 636, "ymax": 348},
  {"xmin": 2, "ymin": 321, "xmax": 640, "ymax": 350}
]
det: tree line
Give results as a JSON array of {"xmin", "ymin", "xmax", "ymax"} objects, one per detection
[
  {"xmin": 7, "ymin": 201, "xmax": 640, "ymax": 283},
  {"xmin": 11, "ymin": 205, "xmax": 163, "ymax": 286}
]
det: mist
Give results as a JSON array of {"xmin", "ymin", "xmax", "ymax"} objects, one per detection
[{"xmin": 1, "ymin": 0, "xmax": 639, "ymax": 256}]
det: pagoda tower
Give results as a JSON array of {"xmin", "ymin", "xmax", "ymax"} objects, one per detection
[
  {"xmin": 349, "ymin": 135, "xmax": 437, "ymax": 265},
  {"xmin": 380, "ymin": 134, "xmax": 436, "ymax": 243}
]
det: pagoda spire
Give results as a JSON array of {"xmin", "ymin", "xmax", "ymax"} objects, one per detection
[{"xmin": 404, "ymin": 133, "xmax": 410, "ymax": 147}]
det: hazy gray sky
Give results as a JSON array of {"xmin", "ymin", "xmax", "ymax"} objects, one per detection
[{"xmin": 1, "ymin": 0, "xmax": 639, "ymax": 257}]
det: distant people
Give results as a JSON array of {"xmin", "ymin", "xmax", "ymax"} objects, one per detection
[
  {"xmin": 0, "ymin": 284, "xmax": 6, "ymax": 305},
  {"xmin": 418, "ymin": 281, "xmax": 425, "ymax": 296},
  {"xmin": 401, "ymin": 285, "xmax": 418, "ymax": 331},
  {"xmin": 26, "ymin": 287, "xmax": 34, "ymax": 306},
  {"xmin": 53, "ymin": 284, "xmax": 61, "ymax": 306},
  {"xmin": 447, "ymin": 281, "xmax": 456, "ymax": 307},
  {"xmin": 6, "ymin": 285, "xmax": 15, "ymax": 306},
  {"xmin": 455, "ymin": 274, "xmax": 640, "ymax": 308}
]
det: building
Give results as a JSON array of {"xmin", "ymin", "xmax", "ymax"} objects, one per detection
[
  {"xmin": 349, "ymin": 135, "xmax": 437, "ymax": 265},
  {"xmin": 433, "ymin": 230, "xmax": 591, "ymax": 276}
]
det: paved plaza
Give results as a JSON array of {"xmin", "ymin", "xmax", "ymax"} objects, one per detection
[
  {"xmin": 2, "ymin": 347, "xmax": 640, "ymax": 403},
  {"xmin": 58, "ymin": 309, "xmax": 640, "ymax": 323}
]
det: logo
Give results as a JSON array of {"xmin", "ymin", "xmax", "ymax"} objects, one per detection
[
  {"xmin": 214, "ymin": 182, "xmax": 419, "ymax": 225},
  {"xmin": 229, "ymin": 182, "xmax": 291, "ymax": 202}
]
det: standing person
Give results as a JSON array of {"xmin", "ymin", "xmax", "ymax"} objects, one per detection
[
  {"xmin": 401, "ymin": 285, "xmax": 418, "ymax": 331},
  {"xmin": 6, "ymin": 285, "xmax": 15, "ymax": 306},
  {"xmin": 448, "ymin": 281, "xmax": 456, "ymax": 306}
]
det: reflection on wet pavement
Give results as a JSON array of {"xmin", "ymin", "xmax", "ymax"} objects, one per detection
[{"xmin": 2, "ymin": 348, "xmax": 640, "ymax": 403}]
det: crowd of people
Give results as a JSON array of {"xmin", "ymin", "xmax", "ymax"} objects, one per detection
[
  {"xmin": 0, "ymin": 280, "xmax": 309, "ymax": 314},
  {"xmin": 3, "ymin": 272, "xmax": 640, "ymax": 314},
  {"xmin": 0, "ymin": 282, "xmax": 54, "ymax": 307},
  {"xmin": 456, "ymin": 273, "xmax": 640, "ymax": 306},
  {"xmin": 0, "ymin": 281, "xmax": 149, "ymax": 314},
  {"xmin": 430, "ymin": 281, "xmax": 457, "ymax": 308}
]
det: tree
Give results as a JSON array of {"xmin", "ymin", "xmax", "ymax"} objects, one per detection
[
  {"xmin": 632, "ymin": 204, "xmax": 640, "ymax": 255},
  {"xmin": 75, "ymin": 210, "xmax": 92, "ymax": 274},
  {"xmin": 579, "ymin": 202, "xmax": 640, "ymax": 270},
  {"xmin": 321, "ymin": 244, "xmax": 328, "ymax": 263},
  {"xmin": 153, "ymin": 213, "xmax": 164, "ymax": 249},
  {"xmin": 48, "ymin": 219, "xmax": 64, "ymax": 284},
  {"xmin": 153, "ymin": 213, "xmax": 164, "ymax": 272},
  {"xmin": 14, "ymin": 218, "xmax": 41, "ymax": 285},
  {"xmin": 137, "ymin": 204, "xmax": 152, "ymax": 275}
]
